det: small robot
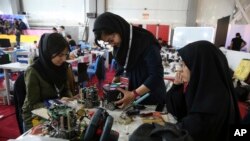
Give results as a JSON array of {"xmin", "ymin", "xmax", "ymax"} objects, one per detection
[
  {"xmin": 45, "ymin": 103, "xmax": 79, "ymax": 139},
  {"xmin": 102, "ymin": 83, "xmax": 127, "ymax": 110},
  {"xmin": 82, "ymin": 86, "xmax": 100, "ymax": 108}
]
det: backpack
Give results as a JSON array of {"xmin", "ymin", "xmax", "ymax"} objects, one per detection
[{"xmin": 129, "ymin": 122, "xmax": 193, "ymax": 141}]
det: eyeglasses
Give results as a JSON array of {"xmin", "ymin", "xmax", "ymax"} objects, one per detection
[{"xmin": 100, "ymin": 33, "xmax": 116, "ymax": 46}]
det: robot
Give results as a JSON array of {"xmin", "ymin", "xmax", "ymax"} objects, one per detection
[
  {"xmin": 102, "ymin": 83, "xmax": 127, "ymax": 110},
  {"xmin": 82, "ymin": 86, "xmax": 100, "ymax": 108}
]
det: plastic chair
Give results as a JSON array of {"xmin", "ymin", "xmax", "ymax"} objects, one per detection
[
  {"xmin": 0, "ymin": 54, "xmax": 11, "ymax": 79},
  {"xmin": 15, "ymin": 50, "xmax": 29, "ymax": 64},
  {"xmin": 110, "ymin": 58, "xmax": 117, "ymax": 71},
  {"xmin": 87, "ymin": 56, "xmax": 100, "ymax": 80}
]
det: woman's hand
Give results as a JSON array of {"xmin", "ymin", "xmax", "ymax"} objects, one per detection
[
  {"xmin": 61, "ymin": 97, "xmax": 74, "ymax": 102},
  {"xmin": 112, "ymin": 76, "xmax": 121, "ymax": 83},
  {"xmin": 174, "ymin": 72, "xmax": 183, "ymax": 85},
  {"xmin": 114, "ymin": 88, "xmax": 135, "ymax": 108}
]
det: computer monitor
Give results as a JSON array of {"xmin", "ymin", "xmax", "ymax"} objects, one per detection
[
  {"xmin": 0, "ymin": 39, "xmax": 11, "ymax": 48},
  {"xmin": 172, "ymin": 27, "xmax": 215, "ymax": 49}
]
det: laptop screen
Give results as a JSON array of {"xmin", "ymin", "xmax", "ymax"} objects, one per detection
[{"xmin": 0, "ymin": 39, "xmax": 11, "ymax": 48}]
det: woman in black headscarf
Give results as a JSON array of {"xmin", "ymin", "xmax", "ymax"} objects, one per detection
[
  {"xmin": 93, "ymin": 12, "xmax": 166, "ymax": 110},
  {"xmin": 166, "ymin": 41, "xmax": 240, "ymax": 141},
  {"xmin": 22, "ymin": 33, "xmax": 74, "ymax": 130}
]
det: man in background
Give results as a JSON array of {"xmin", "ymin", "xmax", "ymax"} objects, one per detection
[
  {"xmin": 230, "ymin": 33, "xmax": 246, "ymax": 51},
  {"xmin": 58, "ymin": 25, "xmax": 66, "ymax": 38}
]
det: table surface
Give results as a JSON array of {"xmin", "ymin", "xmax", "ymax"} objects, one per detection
[
  {"xmin": 16, "ymin": 104, "xmax": 176, "ymax": 141},
  {"xmin": 0, "ymin": 62, "xmax": 29, "ymax": 70}
]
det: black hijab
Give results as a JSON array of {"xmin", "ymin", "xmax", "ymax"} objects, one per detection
[
  {"xmin": 178, "ymin": 41, "xmax": 239, "ymax": 118},
  {"xmin": 32, "ymin": 33, "xmax": 69, "ymax": 88},
  {"xmin": 93, "ymin": 12, "xmax": 160, "ymax": 71}
]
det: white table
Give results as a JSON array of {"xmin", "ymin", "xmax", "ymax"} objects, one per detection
[
  {"xmin": 3, "ymin": 50, "xmax": 16, "ymax": 62},
  {"xmin": 107, "ymin": 107, "xmax": 176, "ymax": 141},
  {"xmin": 17, "ymin": 104, "xmax": 176, "ymax": 141},
  {"xmin": 0, "ymin": 62, "xmax": 28, "ymax": 105}
]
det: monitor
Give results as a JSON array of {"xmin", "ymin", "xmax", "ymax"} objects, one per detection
[
  {"xmin": 172, "ymin": 27, "xmax": 215, "ymax": 49},
  {"xmin": 0, "ymin": 39, "xmax": 11, "ymax": 48}
]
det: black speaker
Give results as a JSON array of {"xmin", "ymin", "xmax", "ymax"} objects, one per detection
[{"xmin": 83, "ymin": 108, "xmax": 119, "ymax": 141}]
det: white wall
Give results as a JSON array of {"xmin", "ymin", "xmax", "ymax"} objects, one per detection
[
  {"xmin": 196, "ymin": 0, "xmax": 235, "ymax": 27},
  {"xmin": 1, "ymin": 0, "xmax": 236, "ymax": 28},
  {"xmin": 107, "ymin": 0, "xmax": 188, "ymax": 27},
  {"xmin": 22, "ymin": 0, "xmax": 86, "ymax": 26},
  {"xmin": 1, "ymin": 0, "xmax": 238, "ymax": 44},
  {"xmin": 0, "ymin": 0, "xmax": 13, "ymax": 14}
]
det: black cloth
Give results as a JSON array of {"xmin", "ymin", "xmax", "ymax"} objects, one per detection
[
  {"xmin": 69, "ymin": 40, "xmax": 76, "ymax": 47},
  {"xmin": 13, "ymin": 72, "xmax": 26, "ymax": 134},
  {"xmin": 32, "ymin": 33, "xmax": 69, "ymax": 89},
  {"xmin": 231, "ymin": 37, "xmax": 245, "ymax": 51},
  {"xmin": 129, "ymin": 123, "xmax": 193, "ymax": 141},
  {"xmin": 19, "ymin": 21, "xmax": 27, "ymax": 31},
  {"xmin": 93, "ymin": 12, "xmax": 166, "ymax": 105},
  {"xmin": 96, "ymin": 55, "xmax": 106, "ymax": 81},
  {"xmin": 166, "ymin": 41, "xmax": 240, "ymax": 141}
]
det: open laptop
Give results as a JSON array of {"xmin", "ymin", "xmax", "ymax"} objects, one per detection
[{"xmin": 0, "ymin": 38, "xmax": 11, "ymax": 49}]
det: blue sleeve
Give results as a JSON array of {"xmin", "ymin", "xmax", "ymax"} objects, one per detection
[{"xmin": 143, "ymin": 45, "xmax": 164, "ymax": 90}]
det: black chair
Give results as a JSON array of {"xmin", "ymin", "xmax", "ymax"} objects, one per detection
[
  {"xmin": 78, "ymin": 62, "xmax": 89, "ymax": 83},
  {"xmin": 13, "ymin": 72, "xmax": 26, "ymax": 134},
  {"xmin": 0, "ymin": 54, "xmax": 10, "ymax": 74},
  {"xmin": 0, "ymin": 39, "xmax": 11, "ymax": 48},
  {"xmin": 76, "ymin": 62, "xmax": 89, "ymax": 89}
]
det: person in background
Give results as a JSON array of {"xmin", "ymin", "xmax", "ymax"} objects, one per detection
[
  {"xmin": 93, "ymin": 12, "xmax": 166, "ymax": 111},
  {"xmin": 166, "ymin": 41, "xmax": 240, "ymax": 141},
  {"xmin": 15, "ymin": 25, "xmax": 21, "ymax": 48},
  {"xmin": 230, "ymin": 32, "xmax": 246, "ymax": 51},
  {"xmin": 52, "ymin": 27, "xmax": 58, "ymax": 33},
  {"xmin": 58, "ymin": 25, "xmax": 66, "ymax": 38},
  {"xmin": 69, "ymin": 44, "xmax": 81, "ymax": 59},
  {"xmin": 3, "ymin": 20, "xmax": 11, "ymax": 34},
  {"xmin": 33, "ymin": 40, "xmax": 38, "ymax": 48},
  {"xmin": 0, "ymin": 18, "xmax": 4, "ymax": 34},
  {"xmin": 18, "ymin": 19, "xmax": 28, "ymax": 34},
  {"xmin": 66, "ymin": 34, "xmax": 77, "ymax": 51},
  {"xmin": 31, "ymin": 40, "xmax": 39, "ymax": 59},
  {"xmin": 22, "ymin": 33, "xmax": 75, "ymax": 130},
  {"xmin": 158, "ymin": 37, "xmax": 163, "ymax": 47}
]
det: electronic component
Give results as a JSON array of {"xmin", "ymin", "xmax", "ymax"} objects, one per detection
[
  {"xmin": 81, "ymin": 86, "xmax": 100, "ymax": 108},
  {"xmin": 102, "ymin": 83, "xmax": 127, "ymax": 110}
]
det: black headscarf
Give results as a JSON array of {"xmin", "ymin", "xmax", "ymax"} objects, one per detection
[
  {"xmin": 32, "ymin": 33, "xmax": 69, "ymax": 88},
  {"xmin": 93, "ymin": 12, "xmax": 160, "ymax": 71},
  {"xmin": 178, "ymin": 41, "xmax": 239, "ymax": 118}
]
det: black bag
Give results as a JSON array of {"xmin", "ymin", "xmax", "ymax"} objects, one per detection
[
  {"xmin": 129, "ymin": 122, "xmax": 193, "ymax": 141},
  {"xmin": 234, "ymin": 80, "xmax": 250, "ymax": 102}
]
